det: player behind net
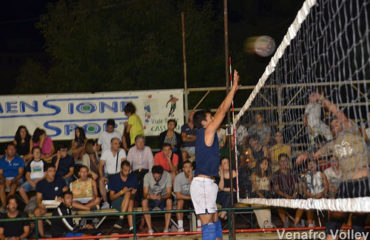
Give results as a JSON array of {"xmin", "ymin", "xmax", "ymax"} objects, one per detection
[{"xmin": 190, "ymin": 70, "xmax": 240, "ymax": 240}]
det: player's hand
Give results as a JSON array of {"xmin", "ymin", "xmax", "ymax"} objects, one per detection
[{"xmin": 232, "ymin": 70, "xmax": 241, "ymax": 91}]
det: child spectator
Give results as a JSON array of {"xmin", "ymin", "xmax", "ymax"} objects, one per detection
[
  {"xmin": 0, "ymin": 143, "xmax": 25, "ymax": 209},
  {"xmin": 52, "ymin": 144, "xmax": 75, "ymax": 185},
  {"xmin": 70, "ymin": 166, "xmax": 101, "ymax": 211},
  {"xmin": 217, "ymin": 158, "xmax": 237, "ymax": 220},
  {"xmin": 109, "ymin": 161, "xmax": 138, "ymax": 231},
  {"xmin": 142, "ymin": 165, "xmax": 172, "ymax": 234},
  {"xmin": 71, "ymin": 127, "xmax": 87, "ymax": 161},
  {"xmin": 303, "ymin": 160, "xmax": 328, "ymax": 227},
  {"xmin": 13, "ymin": 125, "xmax": 32, "ymax": 162},
  {"xmin": 19, "ymin": 147, "xmax": 46, "ymax": 204},
  {"xmin": 154, "ymin": 143, "xmax": 179, "ymax": 181},
  {"xmin": 32, "ymin": 128, "xmax": 55, "ymax": 162},
  {"xmin": 0, "ymin": 196, "xmax": 30, "ymax": 239},
  {"xmin": 304, "ymin": 92, "xmax": 333, "ymax": 145},
  {"xmin": 123, "ymin": 102, "xmax": 144, "ymax": 148},
  {"xmin": 250, "ymin": 157, "xmax": 273, "ymax": 228}
]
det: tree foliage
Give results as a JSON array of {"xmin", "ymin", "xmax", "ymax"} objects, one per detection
[{"xmin": 16, "ymin": 0, "xmax": 224, "ymax": 93}]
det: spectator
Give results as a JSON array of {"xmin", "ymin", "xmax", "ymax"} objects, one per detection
[
  {"xmin": 34, "ymin": 164, "xmax": 68, "ymax": 237},
  {"xmin": 0, "ymin": 143, "xmax": 25, "ymax": 209},
  {"xmin": 70, "ymin": 166, "xmax": 100, "ymax": 211},
  {"xmin": 217, "ymin": 126, "xmax": 227, "ymax": 149},
  {"xmin": 80, "ymin": 140, "xmax": 99, "ymax": 180},
  {"xmin": 303, "ymin": 160, "xmax": 328, "ymax": 227},
  {"xmin": 304, "ymin": 92, "xmax": 333, "ymax": 145},
  {"xmin": 109, "ymin": 161, "xmax": 138, "ymax": 231},
  {"xmin": 19, "ymin": 147, "xmax": 46, "ymax": 204},
  {"xmin": 159, "ymin": 119, "xmax": 182, "ymax": 168},
  {"xmin": 154, "ymin": 143, "xmax": 179, "ymax": 181},
  {"xmin": 246, "ymin": 135, "xmax": 268, "ymax": 170},
  {"xmin": 32, "ymin": 128, "xmax": 55, "ymax": 162},
  {"xmin": 236, "ymin": 120, "xmax": 248, "ymax": 149},
  {"xmin": 217, "ymin": 158, "xmax": 237, "ymax": 220},
  {"xmin": 13, "ymin": 125, "xmax": 32, "ymax": 162},
  {"xmin": 181, "ymin": 111, "xmax": 197, "ymax": 161},
  {"xmin": 273, "ymin": 153, "xmax": 303, "ymax": 227},
  {"xmin": 268, "ymin": 131, "xmax": 291, "ymax": 173},
  {"xmin": 71, "ymin": 127, "xmax": 87, "ymax": 161},
  {"xmin": 174, "ymin": 161, "xmax": 201, "ymax": 232},
  {"xmin": 248, "ymin": 113, "xmax": 271, "ymax": 147},
  {"xmin": 142, "ymin": 165, "xmax": 172, "ymax": 234},
  {"xmin": 123, "ymin": 102, "xmax": 144, "ymax": 148},
  {"xmin": 52, "ymin": 144, "xmax": 75, "ymax": 185},
  {"xmin": 250, "ymin": 157, "xmax": 273, "ymax": 228},
  {"xmin": 127, "ymin": 135, "xmax": 153, "ymax": 203},
  {"xmin": 99, "ymin": 137, "xmax": 127, "ymax": 209},
  {"xmin": 97, "ymin": 119, "xmax": 122, "ymax": 153},
  {"xmin": 324, "ymin": 156, "xmax": 342, "ymax": 198},
  {"xmin": 0, "ymin": 196, "xmax": 30, "ymax": 239},
  {"xmin": 51, "ymin": 191, "xmax": 93, "ymax": 238}
]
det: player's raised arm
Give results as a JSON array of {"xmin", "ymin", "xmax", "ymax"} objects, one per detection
[{"xmin": 205, "ymin": 70, "xmax": 240, "ymax": 145}]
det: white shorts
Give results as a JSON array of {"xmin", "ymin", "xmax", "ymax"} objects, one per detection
[{"xmin": 190, "ymin": 177, "xmax": 218, "ymax": 215}]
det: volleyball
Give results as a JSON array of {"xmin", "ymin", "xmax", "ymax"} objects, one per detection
[{"xmin": 244, "ymin": 35, "xmax": 276, "ymax": 57}]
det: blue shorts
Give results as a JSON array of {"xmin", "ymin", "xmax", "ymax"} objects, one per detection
[
  {"xmin": 64, "ymin": 232, "xmax": 83, "ymax": 237},
  {"xmin": 149, "ymin": 199, "xmax": 166, "ymax": 210},
  {"xmin": 21, "ymin": 181, "xmax": 36, "ymax": 192}
]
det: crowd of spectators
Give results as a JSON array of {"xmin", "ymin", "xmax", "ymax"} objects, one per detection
[{"xmin": 0, "ymin": 98, "xmax": 368, "ymax": 239}]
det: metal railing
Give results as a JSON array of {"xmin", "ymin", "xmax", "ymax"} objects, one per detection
[{"xmin": 0, "ymin": 206, "xmax": 267, "ymax": 240}]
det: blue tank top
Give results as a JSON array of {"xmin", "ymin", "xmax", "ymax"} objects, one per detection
[{"xmin": 194, "ymin": 128, "xmax": 219, "ymax": 177}]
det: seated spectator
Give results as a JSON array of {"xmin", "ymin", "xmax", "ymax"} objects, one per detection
[
  {"xmin": 250, "ymin": 157, "xmax": 273, "ymax": 228},
  {"xmin": 237, "ymin": 154, "xmax": 253, "ymax": 198},
  {"xmin": 80, "ymin": 140, "xmax": 99, "ymax": 180},
  {"xmin": 248, "ymin": 113, "xmax": 271, "ymax": 147},
  {"xmin": 303, "ymin": 160, "xmax": 328, "ymax": 227},
  {"xmin": 217, "ymin": 126, "xmax": 227, "ymax": 149},
  {"xmin": 269, "ymin": 131, "xmax": 291, "ymax": 173},
  {"xmin": 51, "ymin": 191, "xmax": 93, "ymax": 238},
  {"xmin": 174, "ymin": 161, "xmax": 201, "ymax": 232},
  {"xmin": 154, "ymin": 143, "xmax": 179, "ymax": 181},
  {"xmin": 71, "ymin": 127, "xmax": 87, "ymax": 161},
  {"xmin": 109, "ymin": 161, "xmax": 138, "ymax": 231},
  {"xmin": 181, "ymin": 111, "xmax": 197, "ymax": 161},
  {"xmin": 124, "ymin": 102, "xmax": 144, "ymax": 148},
  {"xmin": 99, "ymin": 137, "xmax": 127, "ymax": 209},
  {"xmin": 236, "ymin": 120, "xmax": 248, "ymax": 150},
  {"xmin": 13, "ymin": 125, "xmax": 32, "ymax": 162},
  {"xmin": 324, "ymin": 156, "xmax": 342, "ymax": 198},
  {"xmin": 142, "ymin": 165, "xmax": 172, "ymax": 234},
  {"xmin": 273, "ymin": 153, "xmax": 303, "ymax": 227},
  {"xmin": 34, "ymin": 164, "xmax": 68, "ymax": 237},
  {"xmin": 0, "ymin": 196, "xmax": 30, "ymax": 239},
  {"xmin": 0, "ymin": 143, "xmax": 25, "ymax": 209},
  {"xmin": 32, "ymin": 128, "xmax": 55, "ymax": 162},
  {"xmin": 98, "ymin": 119, "xmax": 122, "ymax": 153},
  {"xmin": 19, "ymin": 147, "xmax": 46, "ymax": 204},
  {"xmin": 70, "ymin": 166, "xmax": 100, "ymax": 211},
  {"xmin": 159, "ymin": 119, "xmax": 182, "ymax": 168},
  {"xmin": 217, "ymin": 158, "xmax": 237, "ymax": 220},
  {"xmin": 127, "ymin": 135, "xmax": 154, "ymax": 203},
  {"xmin": 52, "ymin": 144, "xmax": 75, "ymax": 185},
  {"xmin": 246, "ymin": 135, "xmax": 268, "ymax": 170}
]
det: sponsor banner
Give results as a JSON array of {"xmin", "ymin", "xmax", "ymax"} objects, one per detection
[{"xmin": 0, "ymin": 89, "xmax": 184, "ymax": 142}]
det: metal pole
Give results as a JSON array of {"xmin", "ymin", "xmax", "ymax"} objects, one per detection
[
  {"xmin": 181, "ymin": 12, "xmax": 189, "ymax": 121},
  {"xmin": 223, "ymin": 0, "xmax": 236, "ymax": 239}
]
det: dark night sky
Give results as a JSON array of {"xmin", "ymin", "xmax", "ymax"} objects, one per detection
[{"xmin": 0, "ymin": 0, "xmax": 302, "ymax": 94}]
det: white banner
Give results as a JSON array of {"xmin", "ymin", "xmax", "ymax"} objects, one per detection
[{"xmin": 0, "ymin": 89, "xmax": 184, "ymax": 142}]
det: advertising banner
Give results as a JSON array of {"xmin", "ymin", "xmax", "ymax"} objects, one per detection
[{"xmin": 0, "ymin": 89, "xmax": 184, "ymax": 142}]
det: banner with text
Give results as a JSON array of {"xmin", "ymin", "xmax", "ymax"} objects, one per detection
[{"xmin": 0, "ymin": 89, "xmax": 184, "ymax": 142}]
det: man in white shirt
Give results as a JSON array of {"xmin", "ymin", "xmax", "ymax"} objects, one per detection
[
  {"xmin": 127, "ymin": 135, "xmax": 154, "ymax": 202},
  {"xmin": 98, "ymin": 119, "xmax": 122, "ymax": 153},
  {"xmin": 98, "ymin": 137, "xmax": 127, "ymax": 209}
]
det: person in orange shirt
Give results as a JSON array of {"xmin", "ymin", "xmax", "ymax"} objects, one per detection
[{"xmin": 154, "ymin": 143, "xmax": 178, "ymax": 181}]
